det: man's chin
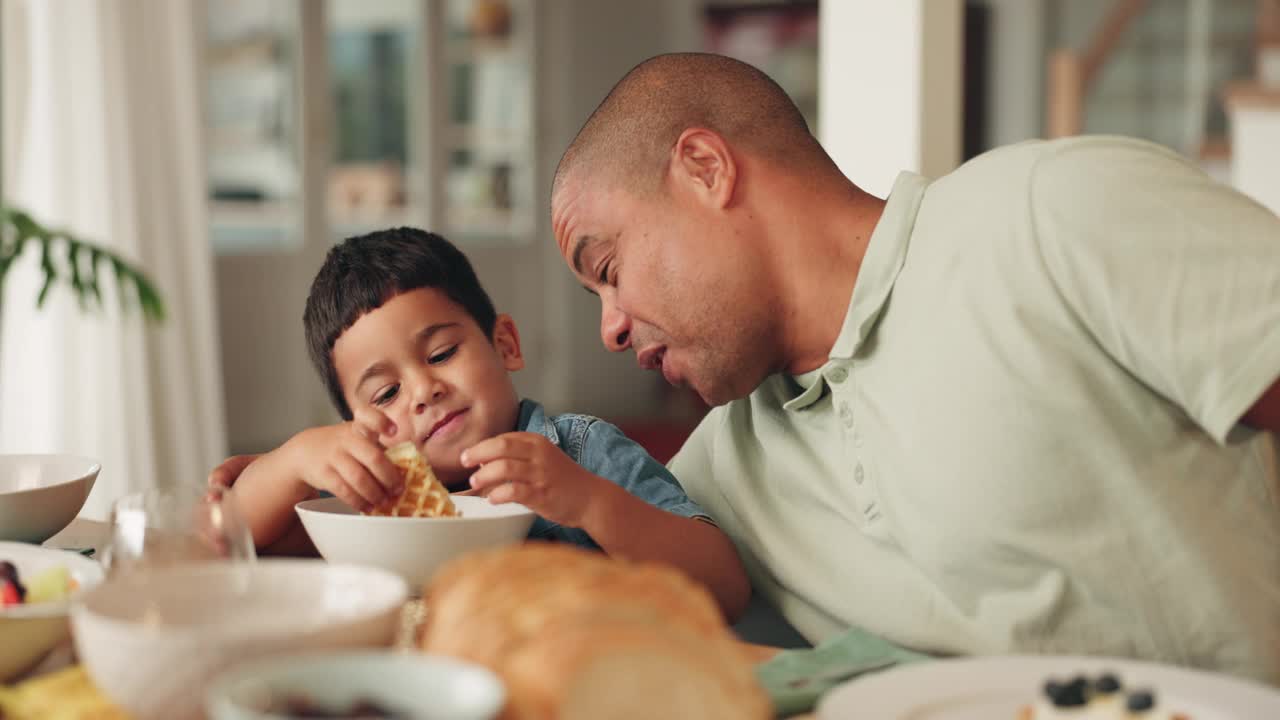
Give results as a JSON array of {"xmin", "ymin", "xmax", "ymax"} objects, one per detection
[{"xmin": 689, "ymin": 380, "xmax": 742, "ymax": 408}]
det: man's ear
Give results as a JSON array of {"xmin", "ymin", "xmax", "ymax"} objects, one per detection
[
  {"xmin": 669, "ymin": 128, "xmax": 738, "ymax": 209},
  {"xmin": 492, "ymin": 314, "xmax": 525, "ymax": 371}
]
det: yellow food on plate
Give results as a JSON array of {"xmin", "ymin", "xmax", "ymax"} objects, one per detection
[
  {"xmin": 0, "ymin": 665, "xmax": 129, "ymax": 720},
  {"xmin": 362, "ymin": 442, "xmax": 458, "ymax": 518}
]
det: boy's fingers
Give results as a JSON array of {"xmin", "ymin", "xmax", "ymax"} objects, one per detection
[
  {"xmin": 335, "ymin": 453, "xmax": 388, "ymax": 507},
  {"xmin": 350, "ymin": 439, "xmax": 404, "ymax": 494},
  {"xmin": 460, "ymin": 434, "xmax": 535, "ymax": 467},
  {"xmin": 352, "ymin": 408, "xmax": 397, "ymax": 441},
  {"xmin": 207, "ymin": 453, "xmax": 261, "ymax": 489},
  {"xmin": 322, "ymin": 468, "xmax": 370, "ymax": 513},
  {"xmin": 486, "ymin": 481, "xmax": 523, "ymax": 505},
  {"xmin": 468, "ymin": 459, "xmax": 525, "ymax": 491}
]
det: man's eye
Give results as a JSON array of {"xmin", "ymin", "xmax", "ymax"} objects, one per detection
[
  {"xmin": 598, "ymin": 262, "xmax": 611, "ymax": 286},
  {"xmin": 374, "ymin": 384, "xmax": 399, "ymax": 406},
  {"xmin": 428, "ymin": 345, "xmax": 458, "ymax": 365}
]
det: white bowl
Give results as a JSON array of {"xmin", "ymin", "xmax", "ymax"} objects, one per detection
[
  {"xmin": 0, "ymin": 542, "xmax": 104, "ymax": 681},
  {"xmin": 296, "ymin": 495, "xmax": 536, "ymax": 589},
  {"xmin": 205, "ymin": 651, "xmax": 505, "ymax": 720},
  {"xmin": 0, "ymin": 454, "xmax": 100, "ymax": 543},
  {"xmin": 71, "ymin": 559, "xmax": 409, "ymax": 720}
]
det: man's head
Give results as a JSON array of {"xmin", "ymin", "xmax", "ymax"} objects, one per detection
[
  {"xmin": 551, "ymin": 53, "xmax": 839, "ymax": 406},
  {"xmin": 304, "ymin": 228, "xmax": 523, "ymax": 485}
]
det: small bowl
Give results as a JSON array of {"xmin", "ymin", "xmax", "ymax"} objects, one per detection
[
  {"xmin": 0, "ymin": 454, "xmax": 100, "ymax": 543},
  {"xmin": 0, "ymin": 542, "xmax": 105, "ymax": 681},
  {"xmin": 205, "ymin": 651, "xmax": 505, "ymax": 720},
  {"xmin": 296, "ymin": 495, "xmax": 535, "ymax": 589},
  {"xmin": 71, "ymin": 559, "xmax": 409, "ymax": 720}
]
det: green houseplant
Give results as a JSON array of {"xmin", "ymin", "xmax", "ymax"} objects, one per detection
[{"xmin": 0, "ymin": 206, "xmax": 165, "ymax": 325}]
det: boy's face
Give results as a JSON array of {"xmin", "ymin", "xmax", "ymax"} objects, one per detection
[{"xmin": 332, "ymin": 287, "xmax": 524, "ymax": 488}]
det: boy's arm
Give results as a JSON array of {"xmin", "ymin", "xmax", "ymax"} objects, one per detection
[
  {"xmin": 225, "ymin": 417, "xmax": 404, "ymax": 550},
  {"xmin": 462, "ymin": 430, "xmax": 752, "ymax": 622},
  {"xmin": 577, "ymin": 481, "xmax": 752, "ymax": 622},
  {"xmin": 227, "ymin": 446, "xmax": 319, "ymax": 549}
]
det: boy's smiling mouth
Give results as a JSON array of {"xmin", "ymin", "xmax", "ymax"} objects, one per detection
[{"xmin": 425, "ymin": 408, "xmax": 470, "ymax": 442}]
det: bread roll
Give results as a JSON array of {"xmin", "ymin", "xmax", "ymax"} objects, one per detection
[{"xmin": 419, "ymin": 543, "xmax": 769, "ymax": 720}]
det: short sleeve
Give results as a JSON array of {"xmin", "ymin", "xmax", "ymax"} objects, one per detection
[
  {"xmin": 1029, "ymin": 137, "xmax": 1280, "ymax": 442},
  {"xmin": 578, "ymin": 419, "xmax": 709, "ymax": 521}
]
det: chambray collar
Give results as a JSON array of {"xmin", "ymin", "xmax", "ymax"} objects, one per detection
[
  {"xmin": 782, "ymin": 171, "xmax": 928, "ymax": 411},
  {"xmin": 515, "ymin": 398, "xmax": 560, "ymax": 445}
]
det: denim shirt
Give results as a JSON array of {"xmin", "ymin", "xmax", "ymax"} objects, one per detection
[{"xmin": 515, "ymin": 399, "xmax": 707, "ymax": 549}]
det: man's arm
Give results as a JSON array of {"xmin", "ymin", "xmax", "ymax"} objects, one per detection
[{"xmin": 1242, "ymin": 377, "xmax": 1280, "ymax": 433}]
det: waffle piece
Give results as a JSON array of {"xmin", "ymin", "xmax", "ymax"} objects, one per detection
[{"xmin": 362, "ymin": 441, "xmax": 459, "ymax": 518}]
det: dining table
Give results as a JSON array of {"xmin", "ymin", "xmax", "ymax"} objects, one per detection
[{"xmin": 22, "ymin": 516, "xmax": 820, "ymax": 720}]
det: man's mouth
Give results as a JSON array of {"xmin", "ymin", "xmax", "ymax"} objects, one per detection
[{"xmin": 637, "ymin": 346, "xmax": 666, "ymax": 372}]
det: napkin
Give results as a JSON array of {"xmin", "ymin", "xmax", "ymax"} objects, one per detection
[{"xmin": 755, "ymin": 626, "xmax": 931, "ymax": 717}]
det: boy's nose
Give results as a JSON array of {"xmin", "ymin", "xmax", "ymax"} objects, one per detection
[{"xmin": 410, "ymin": 378, "xmax": 445, "ymax": 414}]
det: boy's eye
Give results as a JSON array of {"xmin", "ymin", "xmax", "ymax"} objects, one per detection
[
  {"xmin": 373, "ymin": 384, "xmax": 399, "ymax": 406},
  {"xmin": 598, "ymin": 261, "xmax": 611, "ymax": 286},
  {"xmin": 428, "ymin": 345, "xmax": 458, "ymax": 365}
]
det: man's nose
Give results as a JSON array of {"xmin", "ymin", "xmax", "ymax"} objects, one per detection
[{"xmin": 600, "ymin": 298, "xmax": 631, "ymax": 353}]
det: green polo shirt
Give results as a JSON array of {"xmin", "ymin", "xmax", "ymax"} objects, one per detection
[{"xmin": 669, "ymin": 136, "xmax": 1280, "ymax": 683}]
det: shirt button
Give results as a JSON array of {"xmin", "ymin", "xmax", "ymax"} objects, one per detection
[
  {"xmin": 838, "ymin": 403, "xmax": 853, "ymax": 428},
  {"xmin": 828, "ymin": 367, "xmax": 848, "ymax": 384},
  {"xmin": 854, "ymin": 464, "xmax": 865, "ymax": 484}
]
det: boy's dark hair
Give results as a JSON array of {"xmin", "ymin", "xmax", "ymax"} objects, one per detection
[{"xmin": 303, "ymin": 227, "xmax": 497, "ymax": 420}]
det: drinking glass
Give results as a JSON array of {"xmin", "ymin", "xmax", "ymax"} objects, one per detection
[{"xmin": 102, "ymin": 485, "xmax": 256, "ymax": 577}]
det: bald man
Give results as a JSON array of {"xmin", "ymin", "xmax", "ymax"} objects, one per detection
[{"xmin": 551, "ymin": 53, "xmax": 1280, "ymax": 683}]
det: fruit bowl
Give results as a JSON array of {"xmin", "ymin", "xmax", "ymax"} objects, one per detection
[{"xmin": 0, "ymin": 542, "xmax": 105, "ymax": 681}]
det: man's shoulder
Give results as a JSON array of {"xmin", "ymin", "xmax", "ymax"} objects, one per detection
[{"xmin": 941, "ymin": 135, "xmax": 1185, "ymax": 189}]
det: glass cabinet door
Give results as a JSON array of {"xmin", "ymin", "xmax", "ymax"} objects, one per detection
[
  {"xmin": 206, "ymin": 0, "xmax": 536, "ymax": 252},
  {"xmin": 205, "ymin": 0, "xmax": 305, "ymax": 253},
  {"xmin": 326, "ymin": 0, "xmax": 420, "ymax": 236},
  {"xmin": 439, "ymin": 0, "xmax": 535, "ymax": 243}
]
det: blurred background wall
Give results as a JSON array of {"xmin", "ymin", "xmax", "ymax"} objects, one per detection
[{"xmin": 2, "ymin": 0, "xmax": 1277, "ymax": 509}]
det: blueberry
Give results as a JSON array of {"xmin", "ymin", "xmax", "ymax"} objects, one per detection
[
  {"xmin": 1094, "ymin": 673, "xmax": 1122, "ymax": 694},
  {"xmin": 1052, "ymin": 678, "xmax": 1089, "ymax": 708},
  {"xmin": 1126, "ymin": 690, "xmax": 1156, "ymax": 712}
]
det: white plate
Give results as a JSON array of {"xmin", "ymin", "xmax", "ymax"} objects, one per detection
[
  {"xmin": 205, "ymin": 650, "xmax": 505, "ymax": 720},
  {"xmin": 817, "ymin": 655, "xmax": 1280, "ymax": 720}
]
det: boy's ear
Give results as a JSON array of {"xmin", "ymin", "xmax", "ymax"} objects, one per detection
[{"xmin": 492, "ymin": 314, "xmax": 524, "ymax": 371}]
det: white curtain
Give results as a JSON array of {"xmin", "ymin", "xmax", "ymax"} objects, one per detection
[{"xmin": 0, "ymin": 0, "xmax": 227, "ymax": 519}]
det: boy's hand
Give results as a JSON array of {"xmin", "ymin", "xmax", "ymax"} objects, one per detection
[
  {"xmin": 285, "ymin": 408, "xmax": 404, "ymax": 512},
  {"xmin": 461, "ymin": 432, "xmax": 613, "ymax": 528},
  {"xmin": 208, "ymin": 454, "xmax": 261, "ymax": 491}
]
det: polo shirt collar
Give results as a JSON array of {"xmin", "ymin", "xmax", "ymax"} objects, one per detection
[{"xmin": 783, "ymin": 171, "xmax": 928, "ymax": 411}]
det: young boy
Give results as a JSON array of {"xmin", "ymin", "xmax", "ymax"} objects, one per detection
[{"xmin": 221, "ymin": 227, "xmax": 750, "ymax": 620}]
